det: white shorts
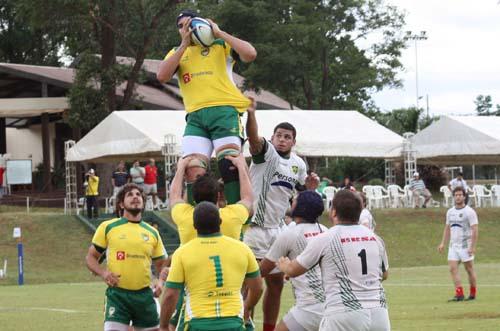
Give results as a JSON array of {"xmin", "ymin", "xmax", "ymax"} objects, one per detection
[
  {"xmin": 143, "ymin": 183, "xmax": 157, "ymax": 194},
  {"xmin": 243, "ymin": 226, "xmax": 284, "ymax": 260},
  {"xmin": 320, "ymin": 308, "xmax": 390, "ymax": 331},
  {"xmin": 283, "ymin": 303, "xmax": 324, "ymax": 331},
  {"xmin": 448, "ymin": 246, "xmax": 474, "ymax": 262}
]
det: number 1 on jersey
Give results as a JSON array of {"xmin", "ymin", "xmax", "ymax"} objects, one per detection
[
  {"xmin": 209, "ymin": 255, "xmax": 224, "ymax": 287},
  {"xmin": 358, "ymin": 249, "xmax": 368, "ymax": 275}
]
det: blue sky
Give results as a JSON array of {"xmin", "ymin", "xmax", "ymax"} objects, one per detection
[{"xmin": 372, "ymin": 0, "xmax": 500, "ymax": 115}]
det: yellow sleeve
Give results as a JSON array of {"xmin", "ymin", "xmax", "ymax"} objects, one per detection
[
  {"xmin": 152, "ymin": 229, "xmax": 167, "ymax": 260},
  {"xmin": 231, "ymin": 204, "xmax": 249, "ymax": 225},
  {"xmin": 166, "ymin": 250, "xmax": 185, "ymax": 289},
  {"xmin": 245, "ymin": 245, "xmax": 260, "ymax": 278},
  {"xmin": 171, "ymin": 203, "xmax": 191, "ymax": 225},
  {"xmin": 91, "ymin": 222, "xmax": 108, "ymax": 251},
  {"xmin": 164, "ymin": 48, "xmax": 177, "ymax": 60}
]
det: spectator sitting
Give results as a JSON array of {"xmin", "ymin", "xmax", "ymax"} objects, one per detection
[
  {"xmin": 409, "ymin": 172, "xmax": 432, "ymax": 208},
  {"xmin": 340, "ymin": 176, "xmax": 356, "ymax": 191},
  {"xmin": 130, "ymin": 160, "xmax": 145, "ymax": 188},
  {"xmin": 111, "ymin": 160, "xmax": 130, "ymax": 198}
]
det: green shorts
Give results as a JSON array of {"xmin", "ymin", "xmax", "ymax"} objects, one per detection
[
  {"xmin": 184, "ymin": 106, "xmax": 244, "ymax": 141},
  {"xmin": 104, "ymin": 286, "xmax": 159, "ymax": 328},
  {"xmin": 187, "ymin": 317, "xmax": 245, "ymax": 331},
  {"xmin": 170, "ymin": 287, "xmax": 186, "ymax": 330}
]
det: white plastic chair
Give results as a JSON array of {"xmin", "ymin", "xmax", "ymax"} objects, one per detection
[
  {"xmin": 323, "ymin": 186, "xmax": 337, "ymax": 209},
  {"xmin": 473, "ymin": 185, "xmax": 493, "ymax": 207},
  {"xmin": 372, "ymin": 186, "xmax": 390, "ymax": 209},
  {"xmin": 145, "ymin": 195, "xmax": 154, "ymax": 211},
  {"xmin": 76, "ymin": 197, "xmax": 86, "ymax": 215},
  {"xmin": 362, "ymin": 186, "xmax": 375, "ymax": 209},
  {"xmin": 440, "ymin": 186, "xmax": 453, "ymax": 207},
  {"xmin": 491, "ymin": 185, "xmax": 500, "ymax": 207},
  {"xmin": 387, "ymin": 185, "xmax": 405, "ymax": 208},
  {"xmin": 106, "ymin": 196, "xmax": 116, "ymax": 214},
  {"xmin": 466, "ymin": 187, "xmax": 475, "ymax": 207},
  {"xmin": 404, "ymin": 185, "xmax": 424, "ymax": 208}
]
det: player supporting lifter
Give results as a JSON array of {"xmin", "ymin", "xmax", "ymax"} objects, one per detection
[
  {"xmin": 260, "ymin": 191, "xmax": 327, "ymax": 331},
  {"xmin": 157, "ymin": 9, "xmax": 256, "ymax": 206},
  {"xmin": 160, "ymin": 202, "xmax": 263, "ymax": 331},
  {"xmin": 86, "ymin": 183, "xmax": 168, "ymax": 331},
  {"xmin": 244, "ymin": 98, "xmax": 317, "ymax": 331},
  {"xmin": 278, "ymin": 190, "xmax": 390, "ymax": 331},
  {"xmin": 438, "ymin": 186, "xmax": 479, "ymax": 301}
]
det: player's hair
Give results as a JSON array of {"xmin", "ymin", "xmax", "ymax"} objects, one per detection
[
  {"xmin": 452, "ymin": 186, "xmax": 466, "ymax": 196},
  {"xmin": 192, "ymin": 174, "xmax": 218, "ymax": 204},
  {"xmin": 193, "ymin": 201, "xmax": 221, "ymax": 235},
  {"xmin": 115, "ymin": 183, "xmax": 146, "ymax": 216},
  {"xmin": 273, "ymin": 122, "xmax": 296, "ymax": 139},
  {"xmin": 331, "ymin": 190, "xmax": 362, "ymax": 224}
]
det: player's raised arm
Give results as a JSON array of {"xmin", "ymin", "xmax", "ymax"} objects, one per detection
[
  {"xmin": 225, "ymin": 154, "xmax": 253, "ymax": 214},
  {"xmin": 157, "ymin": 18, "xmax": 192, "ymax": 83},
  {"xmin": 207, "ymin": 19, "xmax": 257, "ymax": 63},
  {"xmin": 245, "ymin": 97, "xmax": 265, "ymax": 155},
  {"xmin": 169, "ymin": 157, "xmax": 192, "ymax": 208}
]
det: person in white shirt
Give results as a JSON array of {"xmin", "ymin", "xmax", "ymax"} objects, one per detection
[
  {"xmin": 448, "ymin": 172, "xmax": 469, "ymax": 204},
  {"xmin": 260, "ymin": 190, "xmax": 327, "ymax": 331},
  {"xmin": 244, "ymin": 99, "xmax": 317, "ymax": 331},
  {"xmin": 359, "ymin": 192, "xmax": 375, "ymax": 231},
  {"xmin": 437, "ymin": 186, "xmax": 478, "ymax": 301},
  {"xmin": 278, "ymin": 190, "xmax": 390, "ymax": 331}
]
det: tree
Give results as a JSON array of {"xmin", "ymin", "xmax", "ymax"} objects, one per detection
[
  {"xmin": 182, "ymin": 0, "xmax": 407, "ymax": 111},
  {"xmin": 474, "ymin": 94, "xmax": 500, "ymax": 116},
  {"xmin": 0, "ymin": 0, "xmax": 61, "ymax": 65}
]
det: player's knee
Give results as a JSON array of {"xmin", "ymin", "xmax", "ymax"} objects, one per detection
[
  {"xmin": 185, "ymin": 156, "xmax": 209, "ymax": 182},
  {"xmin": 265, "ymin": 274, "xmax": 284, "ymax": 290},
  {"xmin": 217, "ymin": 148, "xmax": 240, "ymax": 184}
]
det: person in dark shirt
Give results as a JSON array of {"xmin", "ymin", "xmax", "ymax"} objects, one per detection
[
  {"xmin": 112, "ymin": 161, "xmax": 130, "ymax": 198},
  {"xmin": 340, "ymin": 176, "xmax": 356, "ymax": 191}
]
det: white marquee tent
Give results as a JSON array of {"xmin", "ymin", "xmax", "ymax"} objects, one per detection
[
  {"xmin": 411, "ymin": 116, "xmax": 500, "ymax": 165},
  {"xmin": 66, "ymin": 110, "xmax": 404, "ymax": 162}
]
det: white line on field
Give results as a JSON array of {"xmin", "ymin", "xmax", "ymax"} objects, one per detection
[
  {"xmin": 0, "ymin": 307, "xmax": 83, "ymax": 313},
  {"xmin": 385, "ymin": 283, "xmax": 500, "ymax": 287}
]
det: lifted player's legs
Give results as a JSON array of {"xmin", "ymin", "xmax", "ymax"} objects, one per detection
[
  {"xmin": 182, "ymin": 136, "xmax": 212, "ymax": 205},
  {"xmin": 214, "ymin": 137, "xmax": 242, "ymax": 205}
]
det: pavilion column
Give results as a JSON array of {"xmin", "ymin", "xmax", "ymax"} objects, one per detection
[
  {"xmin": 0, "ymin": 118, "xmax": 6, "ymax": 154},
  {"xmin": 41, "ymin": 112, "xmax": 52, "ymax": 192}
]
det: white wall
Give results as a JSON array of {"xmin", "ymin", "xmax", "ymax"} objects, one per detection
[{"xmin": 6, "ymin": 123, "xmax": 56, "ymax": 171}]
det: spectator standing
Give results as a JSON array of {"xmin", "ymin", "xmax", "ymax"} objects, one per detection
[
  {"xmin": 449, "ymin": 172, "xmax": 469, "ymax": 204},
  {"xmin": 144, "ymin": 159, "xmax": 159, "ymax": 210},
  {"xmin": 85, "ymin": 168, "xmax": 100, "ymax": 218},
  {"xmin": 130, "ymin": 160, "xmax": 145, "ymax": 188},
  {"xmin": 111, "ymin": 161, "xmax": 130, "ymax": 198},
  {"xmin": 340, "ymin": 176, "xmax": 356, "ymax": 191},
  {"xmin": 409, "ymin": 172, "xmax": 432, "ymax": 208}
]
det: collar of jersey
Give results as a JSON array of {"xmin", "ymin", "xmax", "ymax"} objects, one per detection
[
  {"xmin": 336, "ymin": 223, "xmax": 359, "ymax": 226},
  {"xmin": 197, "ymin": 232, "xmax": 222, "ymax": 238},
  {"xmin": 121, "ymin": 217, "xmax": 142, "ymax": 224}
]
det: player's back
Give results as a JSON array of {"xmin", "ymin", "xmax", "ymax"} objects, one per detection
[{"xmin": 317, "ymin": 224, "xmax": 388, "ymax": 314}]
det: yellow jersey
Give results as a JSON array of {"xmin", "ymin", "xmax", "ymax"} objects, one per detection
[
  {"xmin": 166, "ymin": 234, "xmax": 259, "ymax": 321},
  {"xmin": 164, "ymin": 40, "xmax": 250, "ymax": 113},
  {"xmin": 86, "ymin": 175, "xmax": 99, "ymax": 196},
  {"xmin": 171, "ymin": 203, "xmax": 249, "ymax": 245},
  {"xmin": 92, "ymin": 218, "xmax": 166, "ymax": 290}
]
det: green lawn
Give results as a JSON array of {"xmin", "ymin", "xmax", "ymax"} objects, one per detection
[{"xmin": 1, "ymin": 206, "xmax": 500, "ymax": 330}]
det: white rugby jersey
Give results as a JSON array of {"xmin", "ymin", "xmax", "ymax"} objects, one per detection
[
  {"xmin": 446, "ymin": 205, "xmax": 478, "ymax": 249},
  {"xmin": 266, "ymin": 222, "xmax": 328, "ymax": 307},
  {"xmin": 249, "ymin": 141, "xmax": 307, "ymax": 228},
  {"xmin": 449, "ymin": 178, "xmax": 468, "ymax": 191},
  {"xmin": 296, "ymin": 224, "xmax": 388, "ymax": 314},
  {"xmin": 359, "ymin": 208, "xmax": 375, "ymax": 231}
]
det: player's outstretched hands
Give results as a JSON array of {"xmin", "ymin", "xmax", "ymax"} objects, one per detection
[
  {"xmin": 246, "ymin": 96, "xmax": 256, "ymax": 114},
  {"xmin": 276, "ymin": 256, "xmax": 291, "ymax": 274},
  {"xmin": 177, "ymin": 155, "xmax": 194, "ymax": 170},
  {"xmin": 206, "ymin": 19, "xmax": 222, "ymax": 39},
  {"xmin": 305, "ymin": 172, "xmax": 320, "ymax": 190},
  {"xmin": 153, "ymin": 282, "xmax": 163, "ymax": 298},
  {"xmin": 102, "ymin": 270, "xmax": 120, "ymax": 287},
  {"xmin": 437, "ymin": 242, "xmax": 445, "ymax": 253},
  {"xmin": 180, "ymin": 18, "xmax": 193, "ymax": 48}
]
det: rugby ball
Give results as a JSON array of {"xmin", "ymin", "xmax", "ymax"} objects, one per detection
[{"xmin": 190, "ymin": 18, "xmax": 215, "ymax": 47}]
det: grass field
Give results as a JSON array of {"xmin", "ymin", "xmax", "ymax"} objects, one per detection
[{"xmin": 1, "ymin": 206, "xmax": 500, "ymax": 330}]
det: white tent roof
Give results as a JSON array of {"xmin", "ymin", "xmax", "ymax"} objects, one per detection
[
  {"xmin": 66, "ymin": 110, "xmax": 403, "ymax": 162},
  {"xmin": 412, "ymin": 115, "xmax": 500, "ymax": 165}
]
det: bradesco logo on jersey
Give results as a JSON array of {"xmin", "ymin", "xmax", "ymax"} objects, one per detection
[{"xmin": 116, "ymin": 251, "xmax": 126, "ymax": 260}]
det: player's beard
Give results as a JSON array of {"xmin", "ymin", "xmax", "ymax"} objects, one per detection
[{"xmin": 125, "ymin": 207, "xmax": 142, "ymax": 217}]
